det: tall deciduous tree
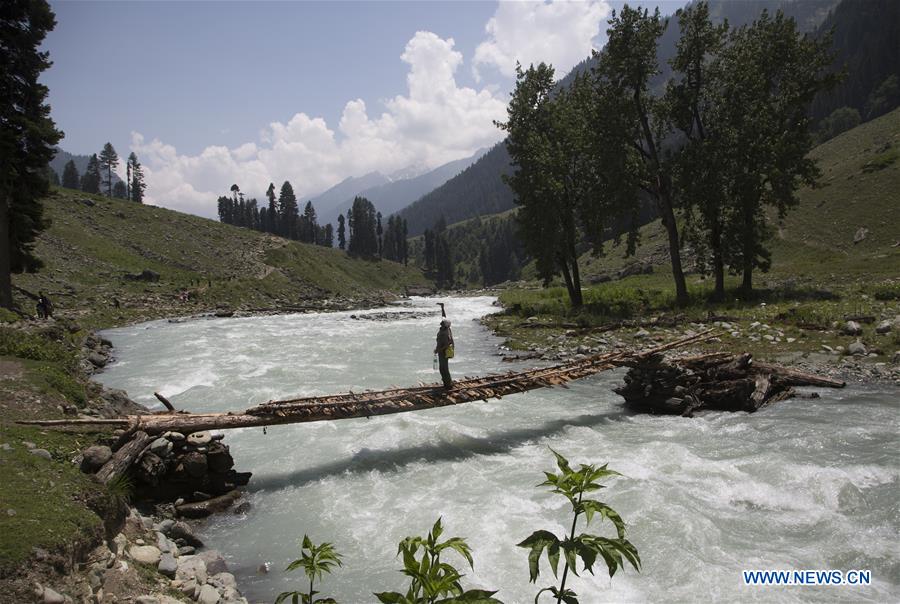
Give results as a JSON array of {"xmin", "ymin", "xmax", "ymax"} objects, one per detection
[
  {"xmin": 499, "ymin": 64, "xmax": 634, "ymax": 308},
  {"xmin": 711, "ymin": 9, "xmax": 838, "ymax": 292},
  {"xmin": 667, "ymin": 2, "xmax": 730, "ymax": 299},
  {"xmin": 597, "ymin": 6, "xmax": 690, "ymax": 305},
  {"xmin": 61, "ymin": 159, "xmax": 79, "ymax": 189},
  {"xmin": 98, "ymin": 142, "xmax": 119, "ymax": 198},
  {"xmin": 0, "ymin": 0, "xmax": 63, "ymax": 308},
  {"xmin": 80, "ymin": 153, "xmax": 101, "ymax": 194}
]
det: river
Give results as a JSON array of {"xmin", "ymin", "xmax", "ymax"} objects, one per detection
[{"xmin": 96, "ymin": 296, "xmax": 899, "ymax": 603}]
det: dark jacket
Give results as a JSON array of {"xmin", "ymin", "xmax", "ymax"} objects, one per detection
[{"xmin": 435, "ymin": 326, "xmax": 453, "ymax": 354}]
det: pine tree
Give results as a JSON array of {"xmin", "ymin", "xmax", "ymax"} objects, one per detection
[
  {"xmin": 61, "ymin": 159, "xmax": 79, "ymax": 189},
  {"xmin": 376, "ymin": 212, "xmax": 383, "ymax": 257},
  {"xmin": 98, "ymin": 142, "xmax": 119, "ymax": 198},
  {"xmin": 324, "ymin": 223, "xmax": 334, "ymax": 247},
  {"xmin": 265, "ymin": 182, "xmax": 277, "ymax": 234},
  {"xmin": 401, "ymin": 219, "xmax": 409, "ymax": 265},
  {"xmin": 81, "ymin": 154, "xmax": 101, "ymax": 194},
  {"xmin": 302, "ymin": 201, "xmax": 318, "ymax": 243},
  {"xmin": 127, "ymin": 152, "xmax": 146, "ymax": 203},
  {"xmin": 46, "ymin": 166, "xmax": 59, "ymax": 186},
  {"xmin": 337, "ymin": 214, "xmax": 346, "ymax": 249},
  {"xmin": 347, "ymin": 197, "xmax": 378, "ymax": 256},
  {"xmin": 112, "ymin": 181, "xmax": 127, "ymax": 199},
  {"xmin": 0, "ymin": 0, "xmax": 63, "ymax": 308},
  {"xmin": 278, "ymin": 181, "xmax": 298, "ymax": 239}
]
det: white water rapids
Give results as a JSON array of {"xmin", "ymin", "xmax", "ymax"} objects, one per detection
[{"xmin": 96, "ymin": 296, "xmax": 899, "ymax": 603}]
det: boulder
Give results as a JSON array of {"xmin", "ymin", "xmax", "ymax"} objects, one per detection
[
  {"xmin": 197, "ymin": 584, "xmax": 221, "ymax": 604},
  {"xmin": 843, "ymin": 321, "xmax": 863, "ymax": 336},
  {"xmin": 29, "ymin": 449, "xmax": 52, "ymax": 460},
  {"xmin": 848, "ymin": 340, "xmax": 868, "ymax": 356},
  {"xmin": 176, "ymin": 578, "xmax": 198, "ymax": 598},
  {"xmin": 149, "ymin": 437, "xmax": 173, "ymax": 457},
  {"xmin": 182, "ymin": 451, "xmax": 208, "ymax": 478},
  {"xmin": 875, "ymin": 319, "xmax": 892, "ymax": 334},
  {"xmin": 175, "ymin": 555, "xmax": 207, "ymax": 585},
  {"xmin": 156, "ymin": 518, "xmax": 175, "ymax": 535},
  {"xmin": 187, "ymin": 431, "xmax": 212, "ymax": 446},
  {"xmin": 197, "ymin": 549, "xmax": 228, "ymax": 575},
  {"xmin": 80, "ymin": 445, "xmax": 111, "ymax": 473},
  {"xmin": 135, "ymin": 597, "xmax": 160, "ymax": 604},
  {"xmin": 206, "ymin": 442, "xmax": 234, "ymax": 473},
  {"xmin": 128, "ymin": 545, "xmax": 161, "ymax": 565},
  {"xmin": 158, "ymin": 552, "xmax": 178, "ymax": 577},
  {"xmin": 163, "ymin": 431, "xmax": 185, "ymax": 442},
  {"xmin": 209, "ymin": 572, "xmax": 237, "ymax": 591},
  {"xmin": 135, "ymin": 452, "xmax": 167, "ymax": 486},
  {"xmin": 853, "ymin": 227, "xmax": 868, "ymax": 244},
  {"xmin": 168, "ymin": 521, "xmax": 204, "ymax": 548},
  {"xmin": 42, "ymin": 587, "xmax": 66, "ymax": 604},
  {"xmin": 88, "ymin": 352, "xmax": 108, "ymax": 368},
  {"xmin": 634, "ymin": 329, "xmax": 650, "ymax": 338}
]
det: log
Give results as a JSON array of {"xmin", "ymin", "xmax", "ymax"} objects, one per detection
[
  {"xmin": 96, "ymin": 431, "xmax": 152, "ymax": 484},
  {"xmin": 749, "ymin": 361, "xmax": 846, "ymax": 388},
  {"xmin": 17, "ymin": 330, "xmax": 716, "ymax": 434},
  {"xmin": 176, "ymin": 489, "xmax": 243, "ymax": 519},
  {"xmin": 154, "ymin": 392, "xmax": 176, "ymax": 412}
]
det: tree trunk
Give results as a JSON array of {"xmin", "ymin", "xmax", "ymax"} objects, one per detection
[
  {"xmin": 741, "ymin": 264, "xmax": 752, "ymax": 292},
  {"xmin": 712, "ymin": 224, "xmax": 725, "ymax": 301},
  {"xmin": 565, "ymin": 229, "xmax": 583, "ymax": 308},
  {"xmin": 659, "ymin": 195, "xmax": 689, "ymax": 305},
  {"xmin": 0, "ymin": 193, "xmax": 12, "ymax": 308},
  {"xmin": 634, "ymin": 92, "xmax": 688, "ymax": 305},
  {"xmin": 559, "ymin": 260, "xmax": 579, "ymax": 308}
]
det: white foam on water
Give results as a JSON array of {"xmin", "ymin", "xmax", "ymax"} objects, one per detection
[{"xmin": 95, "ymin": 296, "xmax": 900, "ymax": 603}]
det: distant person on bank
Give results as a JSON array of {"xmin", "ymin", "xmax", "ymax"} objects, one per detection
[
  {"xmin": 36, "ymin": 292, "xmax": 53, "ymax": 319},
  {"xmin": 435, "ymin": 319, "xmax": 454, "ymax": 389}
]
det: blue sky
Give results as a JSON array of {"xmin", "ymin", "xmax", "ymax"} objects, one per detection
[{"xmin": 43, "ymin": 0, "xmax": 685, "ymax": 217}]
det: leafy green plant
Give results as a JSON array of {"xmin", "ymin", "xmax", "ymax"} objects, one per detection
[
  {"xmin": 375, "ymin": 517, "xmax": 501, "ymax": 604},
  {"xmin": 518, "ymin": 450, "xmax": 640, "ymax": 604},
  {"xmin": 276, "ymin": 535, "xmax": 343, "ymax": 604}
]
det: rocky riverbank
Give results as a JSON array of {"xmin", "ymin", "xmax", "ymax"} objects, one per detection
[
  {"xmin": 29, "ymin": 505, "xmax": 250, "ymax": 604},
  {"xmin": 483, "ymin": 311, "xmax": 900, "ymax": 385}
]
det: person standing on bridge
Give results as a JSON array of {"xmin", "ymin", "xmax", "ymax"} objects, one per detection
[{"xmin": 435, "ymin": 318, "xmax": 454, "ymax": 390}]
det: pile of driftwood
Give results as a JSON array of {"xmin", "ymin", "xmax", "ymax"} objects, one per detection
[{"xmin": 615, "ymin": 352, "xmax": 845, "ymax": 416}]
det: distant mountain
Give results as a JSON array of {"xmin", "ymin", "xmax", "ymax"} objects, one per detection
[
  {"xmin": 397, "ymin": 143, "xmax": 515, "ymax": 236},
  {"xmin": 309, "ymin": 171, "xmax": 391, "ymax": 220},
  {"xmin": 51, "ymin": 148, "xmax": 123, "ymax": 187},
  {"xmin": 395, "ymin": 0, "xmax": 839, "ymax": 236},
  {"xmin": 810, "ymin": 0, "xmax": 900, "ymax": 122},
  {"xmin": 321, "ymin": 147, "xmax": 489, "ymax": 225}
]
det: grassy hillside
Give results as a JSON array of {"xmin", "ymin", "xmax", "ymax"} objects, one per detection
[
  {"xmin": 574, "ymin": 107, "xmax": 900, "ymax": 287},
  {"xmin": 11, "ymin": 190, "xmax": 427, "ymax": 328}
]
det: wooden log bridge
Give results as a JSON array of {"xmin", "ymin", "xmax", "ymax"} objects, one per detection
[{"xmin": 19, "ymin": 331, "xmax": 727, "ymax": 435}]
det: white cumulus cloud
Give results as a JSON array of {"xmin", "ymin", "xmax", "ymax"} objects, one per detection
[
  {"xmin": 131, "ymin": 31, "xmax": 507, "ymax": 220},
  {"xmin": 473, "ymin": 0, "xmax": 610, "ymax": 81}
]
